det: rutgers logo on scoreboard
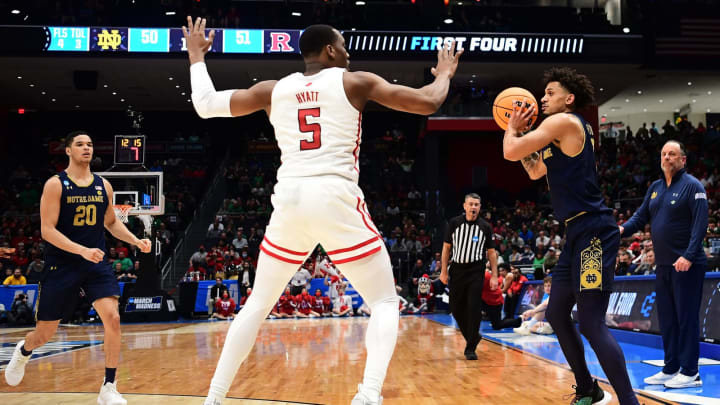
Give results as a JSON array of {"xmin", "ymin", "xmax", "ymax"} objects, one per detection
[{"xmin": 265, "ymin": 30, "xmax": 300, "ymax": 53}]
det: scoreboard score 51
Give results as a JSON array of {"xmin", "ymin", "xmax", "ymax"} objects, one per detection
[{"xmin": 114, "ymin": 135, "xmax": 145, "ymax": 165}]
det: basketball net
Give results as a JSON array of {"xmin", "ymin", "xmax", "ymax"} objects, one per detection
[
  {"xmin": 113, "ymin": 204, "xmax": 134, "ymax": 224},
  {"xmin": 114, "ymin": 204, "xmax": 153, "ymax": 237}
]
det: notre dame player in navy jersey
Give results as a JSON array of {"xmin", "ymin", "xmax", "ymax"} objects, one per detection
[
  {"xmin": 4, "ymin": 131, "xmax": 151, "ymax": 405},
  {"xmin": 503, "ymin": 68, "xmax": 639, "ymax": 405}
]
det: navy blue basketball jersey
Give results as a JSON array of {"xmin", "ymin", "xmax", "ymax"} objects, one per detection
[
  {"xmin": 45, "ymin": 171, "xmax": 108, "ymax": 261},
  {"xmin": 541, "ymin": 113, "xmax": 610, "ymax": 222}
]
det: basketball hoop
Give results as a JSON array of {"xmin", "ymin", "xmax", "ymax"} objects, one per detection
[{"xmin": 113, "ymin": 204, "xmax": 134, "ymax": 224}]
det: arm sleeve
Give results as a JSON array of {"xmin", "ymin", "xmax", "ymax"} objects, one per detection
[
  {"xmin": 622, "ymin": 185, "xmax": 653, "ymax": 235},
  {"xmin": 190, "ymin": 62, "xmax": 235, "ymax": 119},
  {"xmin": 683, "ymin": 182, "xmax": 709, "ymax": 262}
]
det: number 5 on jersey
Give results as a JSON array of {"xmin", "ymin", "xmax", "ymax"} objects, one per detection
[{"xmin": 298, "ymin": 108, "xmax": 321, "ymax": 151}]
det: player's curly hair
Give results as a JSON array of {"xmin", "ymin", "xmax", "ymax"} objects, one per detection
[{"xmin": 543, "ymin": 67, "xmax": 595, "ymax": 110}]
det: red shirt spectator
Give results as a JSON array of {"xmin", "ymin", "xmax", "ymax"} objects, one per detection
[
  {"xmin": 295, "ymin": 290, "xmax": 314, "ymax": 315},
  {"xmin": 311, "ymin": 289, "xmax": 330, "ymax": 314},
  {"xmin": 186, "ymin": 265, "xmax": 207, "ymax": 281},
  {"xmin": 215, "ymin": 295, "xmax": 236, "ymax": 317},
  {"xmin": 482, "ymin": 271, "xmax": 504, "ymax": 306},
  {"xmin": 115, "ymin": 243, "xmax": 129, "ymax": 259},
  {"xmin": 509, "ymin": 272, "xmax": 528, "ymax": 295},
  {"xmin": 279, "ymin": 287, "xmax": 296, "ymax": 315}
]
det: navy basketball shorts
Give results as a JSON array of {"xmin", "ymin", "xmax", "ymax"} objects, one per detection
[
  {"xmin": 552, "ymin": 212, "xmax": 619, "ymax": 293},
  {"xmin": 36, "ymin": 257, "xmax": 121, "ymax": 321}
]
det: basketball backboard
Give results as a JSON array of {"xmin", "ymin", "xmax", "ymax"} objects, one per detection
[{"xmin": 96, "ymin": 171, "xmax": 164, "ymax": 216}]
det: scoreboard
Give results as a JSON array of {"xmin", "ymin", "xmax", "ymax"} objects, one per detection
[{"xmin": 0, "ymin": 25, "xmax": 643, "ymax": 62}]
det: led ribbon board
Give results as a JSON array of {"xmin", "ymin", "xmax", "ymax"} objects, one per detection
[{"xmin": 0, "ymin": 26, "xmax": 641, "ymax": 62}]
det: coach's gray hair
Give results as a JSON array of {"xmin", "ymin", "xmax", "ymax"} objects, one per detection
[{"xmin": 464, "ymin": 193, "xmax": 481, "ymax": 203}]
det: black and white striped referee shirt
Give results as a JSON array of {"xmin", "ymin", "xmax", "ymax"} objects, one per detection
[{"xmin": 443, "ymin": 215, "xmax": 495, "ymax": 265}]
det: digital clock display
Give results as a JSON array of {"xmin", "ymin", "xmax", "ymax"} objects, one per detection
[{"xmin": 114, "ymin": 135, "xmax": 145, "ymax": 165}]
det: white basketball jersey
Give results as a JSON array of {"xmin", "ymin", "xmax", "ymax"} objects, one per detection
[{"xmin": 269, "ymin": 67, "xmax": 362, "ymax": 183}]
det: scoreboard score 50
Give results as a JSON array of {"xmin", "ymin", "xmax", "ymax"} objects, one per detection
[{"xmin": 114, "ymin": 135, "xmax": 145, "ymax": 165}]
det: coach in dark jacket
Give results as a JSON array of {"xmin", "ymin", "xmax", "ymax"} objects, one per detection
[{"xmin": 621, "ymin": 140, "xmax": 707, "ymax": 389}]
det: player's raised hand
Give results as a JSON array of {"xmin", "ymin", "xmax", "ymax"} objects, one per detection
[
  {"xmin": 508, "ymin": 98, "xmax": 536, "ymax": 134},
  {"xmin": 81, "ymin": 248, "xmax": 105, "ymax": 264},
  {"xmin": 431, "ymin": 40, "xmax": 463, "ymax": 79},
  {"xmin": 137, "ymin": 238, "xmax": 152, "ymax": 254},
  {"xmin": 182, "ymin": 16, "xmax": 216, "ymax": 64},
  {"xmin": 0, "ymin": 247, "xmax": 15, "ymax": 259}
]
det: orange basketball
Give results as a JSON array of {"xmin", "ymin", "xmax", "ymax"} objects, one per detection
[{"xmin": 492, "ymin": 87, "xmax": 538, "ymax": 131}]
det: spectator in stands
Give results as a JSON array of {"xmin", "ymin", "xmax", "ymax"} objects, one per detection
[
  {"xmin": 231, "ymin": 230, "xmax": 247, "ymax": 250},
  {"xmin": 207, "ymin": 217, "xmax": 224, "ymax": 246},
  {"xmin": 114, "ymin": 251, "xmax": 133, "ymax": 272},
  {"xmin": 518, "ymin": 224, "xmax": 534, "ymax": 245},
  {"xmin": 503, "ymin": 266, "xmax": 527, "ymax": 320},
  {"xmin": 519, "ymin": 245, "xmax": 534, "ymax": 264},
  {"xmin": 633, "ymin": 250, "xmax": 656, "ymax": 275},
  {"xmin": 429, "ymin": 252, "xmax": 441, "ymax": 275},
  {"xmin": 410, "ymin": 259, "xmax": 427, "ymax": 298},
  {"xmin": 25, "ymin": 257, "xmax": 44, "ymax": 284},
  {"xmin": 403, "ymin": 234, "xmax": 423, "ymax": 255},
  {"xmin": 615, "ymin": 251, "xmax": 634, "ymax": 276},
  {"xmin": 115, "ymin": 241, "xmax": 129, "ymax": 258},
  {"xmin": 26, "ymin": 255, "xmax": 44, "ymax": 278},
  {"xmin": 208, "ymin": 277, "xmax": 228, "ymax": 316},
  {"xmin": 544, "ymin": 247, "xmax": 559, "ymax": 272},
  {"xmin": 509, "ymin": 246, "xmax": 522, "ymax": 263},
  {"xmin": 240, "ymin": 261, "xmax": 255, "ymax": 290},
  {"xmin": 332, "ymin": 285, "xmax": 354, "ymax": 317},
  {"xmin": 3, "ymin": 268, "xmax": 26, "ymax": 285},
  {"xmin": 190, "ymin": 246, "xmax": 208, "ymax": 268},
  {"xmin": 107, "ymin": 246, "xmax": 119, "ymax": 262},
  {"xmin": 211, "ymin": 291, "xmax": 236, "ymax": 320},
  {"xmin": 295, "ymin": 288, "xmax": 318, "ymax": 318},
  {"xmin": 278, "ymin": 287, "xmax": 296, "ymax": 318},
  {"xmin": 8, "ymin": 293, "xmax": 33, "ymax": 326},
  {"xmin": 186, "ymin": 262, "xmax": 207, "ymax": 281},
  {"xmin": 509, "ymin": 231, "xmax": 525, "ymax": 248},
  {"xmin": 535, "ymin": 230, "xmax": 550, "ymax": 249},
  {"xmin": 290, "ymin": 265, "xmax": 313, "ymax": 296},
  {"xmin": 11, "ymin": 246, "xmax": 29, "ymax": 270},
  {"xmin": 311, "ymin": 288, "xmax": 332, "ymax": 316}
]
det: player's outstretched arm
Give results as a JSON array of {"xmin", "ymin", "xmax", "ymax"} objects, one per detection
[
  {"xmin": 183, "ymin": 16, "xmax": 276, "ymax": 118},
  {"xmin": 353, "ymin": 41, "xmax": 463, "ymax": 115},
  {"xmin": 40, "ymin": 177, "xmax": 105, "ymax": 263},
  {"xmin": 102, "ymin": 179, "xmax": 152, "ymax": 253}
]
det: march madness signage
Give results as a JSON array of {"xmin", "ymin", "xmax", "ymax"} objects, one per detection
[{"xmin": 125, "ymin": 296, "xmax": 163, "ymax": 312}]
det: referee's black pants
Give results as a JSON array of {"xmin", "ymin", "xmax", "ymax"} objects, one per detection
[{"xmin": 449, "ymin": 263, "xmax": 484, "ymax": 353}]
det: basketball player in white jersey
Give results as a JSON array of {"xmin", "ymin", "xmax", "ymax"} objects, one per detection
[{"xmin": 183, "ymin": 17, "xmax": 462, "ymax": 405}]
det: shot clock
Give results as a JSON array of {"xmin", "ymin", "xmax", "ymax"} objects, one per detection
[{"xmin": 114, "ymin": 135, "xmax": 145, "ymax": 165}]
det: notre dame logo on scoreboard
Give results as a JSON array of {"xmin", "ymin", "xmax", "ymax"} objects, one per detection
[{"xmin": 91, "ymin": 27, "xmax": 128, "ymax": 51}]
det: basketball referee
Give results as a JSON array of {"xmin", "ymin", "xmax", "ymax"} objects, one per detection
[{"xmin": 440, "ymin": 193, "xmax": 498, "ymax": 360}]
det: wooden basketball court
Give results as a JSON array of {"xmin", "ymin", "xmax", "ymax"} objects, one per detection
[{"xmin": 0, "ymin": 317, "xmax": 673, "ymax": 404}]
